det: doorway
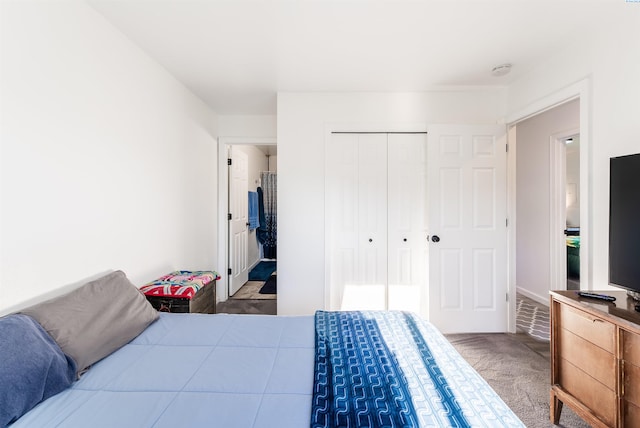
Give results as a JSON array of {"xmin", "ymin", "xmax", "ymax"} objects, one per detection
[
  {"xmin": 217, "ymin": 138, "xmax": 277, "ymax": 306},
  {"xmin": 510, "ymin": 96, "xmax": 585, "ymax": 305}
]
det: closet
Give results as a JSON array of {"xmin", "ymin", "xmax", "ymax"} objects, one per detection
[
  {"xmin": 325, "ymin": 132, "xmax": 428, "ymax": 316},
  {"xmin": 325, "ymin": 125, "xmax": 508, "ymax": 332}
]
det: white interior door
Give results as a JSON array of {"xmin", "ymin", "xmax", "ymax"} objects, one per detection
[
  {"xmin": 387, "ymin": 133, "xmax": 429, "ymax": 316},
  {"xmin": 229, "ymin": 148, "xmax": 249, "ymax": 296},
  {"xmin": 428, "ymin": 125, "xmax": 507, "ymax": 333}
]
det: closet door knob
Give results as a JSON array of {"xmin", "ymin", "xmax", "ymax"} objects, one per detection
[
  {"xmin": 403, "ymin": 238, "xmax": 407, "ymax": 242},
  {"xmin": 431, "ymin": 235, "xmax": 440, "ymax": 243},
  {"xmin": 368, "ymin": 238, "xmax": 373, "ymax": 243}
]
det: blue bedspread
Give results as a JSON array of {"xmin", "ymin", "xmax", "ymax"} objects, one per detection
[{"xmin": 311, "ymin": 311, "xmax": 525, "ymax": 428}]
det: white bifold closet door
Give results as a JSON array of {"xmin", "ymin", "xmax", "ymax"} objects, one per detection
[{"xmin": 326, "ymin": 132, "xmax": 428, "ymax": 315}]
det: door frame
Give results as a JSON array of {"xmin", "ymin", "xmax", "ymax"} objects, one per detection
[
  {"xmin": 217, "ymin": 137, "xmax": 276, "ymax": 302},
  {"xmin": 506, "ymin": 78, "xmax": 591, "ymax": 311},
  {"xmin": 549, "ymin": 128, "xmax": 580, "ymax": 292}
]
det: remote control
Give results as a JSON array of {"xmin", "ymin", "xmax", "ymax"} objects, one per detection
[{"xmin": 576, "ymin": 291, "xmax": 616, "ymax": 302}]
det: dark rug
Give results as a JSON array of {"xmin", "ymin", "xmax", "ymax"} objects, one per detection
[
  {"xmin": 248, "ymin": 261, "xmax": 276, "ymax": 281},
  {"xmin": 259, "ymin": 275, "xmax": 277, "ymax": 294}
]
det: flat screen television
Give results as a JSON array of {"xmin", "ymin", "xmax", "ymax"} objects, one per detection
[{"xmin": 609, "ymin": 153, "xmax": 640, "ymax": 299}]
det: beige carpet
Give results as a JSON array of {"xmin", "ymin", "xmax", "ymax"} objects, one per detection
[
  {"xmin": 230, "ymin": 280, "xmax": 276, "ymax": 300},
  {"xmin": 447, "ymin": 333, "xmax": 589, "ymax": 428},
  {"xmin": 216, "ymin": 298, "xmax": 276, "ymax": 315}
]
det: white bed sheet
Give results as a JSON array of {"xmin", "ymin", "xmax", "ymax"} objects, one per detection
[{"xmin": 14, "ymin": 313, "xmax": 315, "ymax": 428}]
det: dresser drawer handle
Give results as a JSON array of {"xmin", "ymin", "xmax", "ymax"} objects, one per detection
[{"xmin": 592, "ymin": 318, "xmax": 604, "ymax": 323}]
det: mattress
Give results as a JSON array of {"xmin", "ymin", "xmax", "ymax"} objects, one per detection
[
  {"xmin": 14, "ymin": 313, "xmax": 314, "ymax": 428},
  {"xmin": 14, "ymin": 312, "xmax": 523, "ymax": 427}
]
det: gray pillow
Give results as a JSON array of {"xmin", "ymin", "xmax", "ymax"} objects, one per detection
[{"xmin": 21, "ymin": 270, "xmax": 158, "ymax": 374}]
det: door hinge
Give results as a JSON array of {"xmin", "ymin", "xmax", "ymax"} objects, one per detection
[
  {"xmin": 228, "ymin": 213, "xmax": 232, "ymax": 220},
  {"xmin": 506, "ymin": 292, "xmax": 509, "ymax": 302},
  {"xmin": 228, "ymin": 268, "xmax": 232, "ymax": 275},
  {"xmin": 506, "ymin": 218, "xmax": 509, "ymax": 227},
  {"xmin": 506, "ymin": 143, "xmax": 508, "ymax": 153},
  {"xmin": 227, "ymin": 158, "xmax": 232, "ymax": 166}
]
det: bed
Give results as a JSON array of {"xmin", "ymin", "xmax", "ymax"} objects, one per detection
[{"xmin": 1, "ymin": 272, "xmax": 524, "ymax": 427}]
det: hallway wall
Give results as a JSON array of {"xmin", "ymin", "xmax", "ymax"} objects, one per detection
[{"xmin": 515, "ymin": 100, "xmax": 579, "ymax": 303}]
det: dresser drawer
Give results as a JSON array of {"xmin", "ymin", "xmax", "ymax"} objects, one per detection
[
  {"xmin": 624, "ymin": 400, "xmax": 640, "ymax": 428},
  {"xmin": 558, "ymin": 328, "xmax": 616, "ymax": 390},
  {"xmin": 559, "ymin": 303, "xmax": 615, "ymax": 353},
  {"xmin": 623, "ymin": 329, "xmax": 640, "ymax": 367},
  {"xmin": 624, "ymin": 360, "xmax": 640, "ymax": 407},
  {"xmin": 559, "ymin": 358, "xmax": 616, "ymax": 427}
]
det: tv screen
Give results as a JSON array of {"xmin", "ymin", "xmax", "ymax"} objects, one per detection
[{"xmin": 609, "ymin": 153, "xmax": 640, "ymax": 296}]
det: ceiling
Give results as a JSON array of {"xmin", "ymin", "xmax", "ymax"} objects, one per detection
[{"xmin": 88, "ymin": 0, "xmax": 623, "ymax": 115}]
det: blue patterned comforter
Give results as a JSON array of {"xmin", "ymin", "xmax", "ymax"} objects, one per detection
[{"xmin": 311, "ymin": 311, "xmax": 524, "ymax": 428}]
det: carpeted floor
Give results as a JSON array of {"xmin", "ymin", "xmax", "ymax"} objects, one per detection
[
  {"xmin": 230, "ymin": 280, "xmax": 276, "ymax": 300},
  {"xmin": 447, "ymin": 332, "xmax": 589, "ymax": 428},
  {"xmin": 216, "ymin": 298, "xmax": 276, "ymax": 315}
]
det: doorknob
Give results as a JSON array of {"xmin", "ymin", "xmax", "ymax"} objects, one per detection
[
  {"xmin": 431, "ymin": 235, "xmax": 440, "ymax": 243},
  {"xmin": 369, "ymin": 238, "xmax": 373, "ymax": 243}
]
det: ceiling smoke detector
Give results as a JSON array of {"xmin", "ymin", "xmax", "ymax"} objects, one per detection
[{"xmin": 491, "ymin": 63, "xmax": 512, "ymax": 77}]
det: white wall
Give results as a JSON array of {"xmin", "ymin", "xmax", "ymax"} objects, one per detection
[
  {"xmin": 0, "ymin": 2, "xmax": 218, "ymax": 313},
  {"xmin": 515, "ymin": 100, "xmax": 579, "ymax": 302},
  {"xmin": 566, "ymin": 136, "xmax": 580, "ymax": 227},
  {"xmin": 277, "ymin": 90, "xmax": 507, "ymax": 315},
  {"xmin": 218, "ymin": 115, "xmax": 276, "ymax": 138},
  {"xmin": 268, "ymin": 155, "xmax": 277, "ymax": 172},
  {"xmin": 508, "ymin": 6, "xmax": 640, "ymax": 290}
]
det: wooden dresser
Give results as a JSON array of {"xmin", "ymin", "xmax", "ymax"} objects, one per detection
[{"xmin": 550, "ymin": 290, "xmax": 640, "ymax": 427}]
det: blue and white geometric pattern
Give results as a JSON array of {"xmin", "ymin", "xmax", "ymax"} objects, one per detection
[{"xmin": 311, "ymin": 311, "xmax": 525, "ymax": 428}]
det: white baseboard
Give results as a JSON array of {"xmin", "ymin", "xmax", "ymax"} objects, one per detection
[{"xmin": 516, "ymin": 286, "xmax": 550, "ymax": 307}]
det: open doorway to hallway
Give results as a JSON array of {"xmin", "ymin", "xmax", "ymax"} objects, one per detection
[
  {"xmin": 218, "ymin": 139, "xmax": 277, "ymax": 314},
  {"xmin": 512, "ymin": 98, "xmax": 581, "ymax": 304}
]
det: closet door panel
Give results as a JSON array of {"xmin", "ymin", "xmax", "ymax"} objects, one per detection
[
  {"xmin": 326, "ymin": 134, "xmax": 359, "ymax": 310},
  {"xmin": 354, "ymin": 134, "xmax": 387, "ymax": 310},
  {"xmin": 387, "ymin": 134, "xmax": 428, "ymax": 316}
]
